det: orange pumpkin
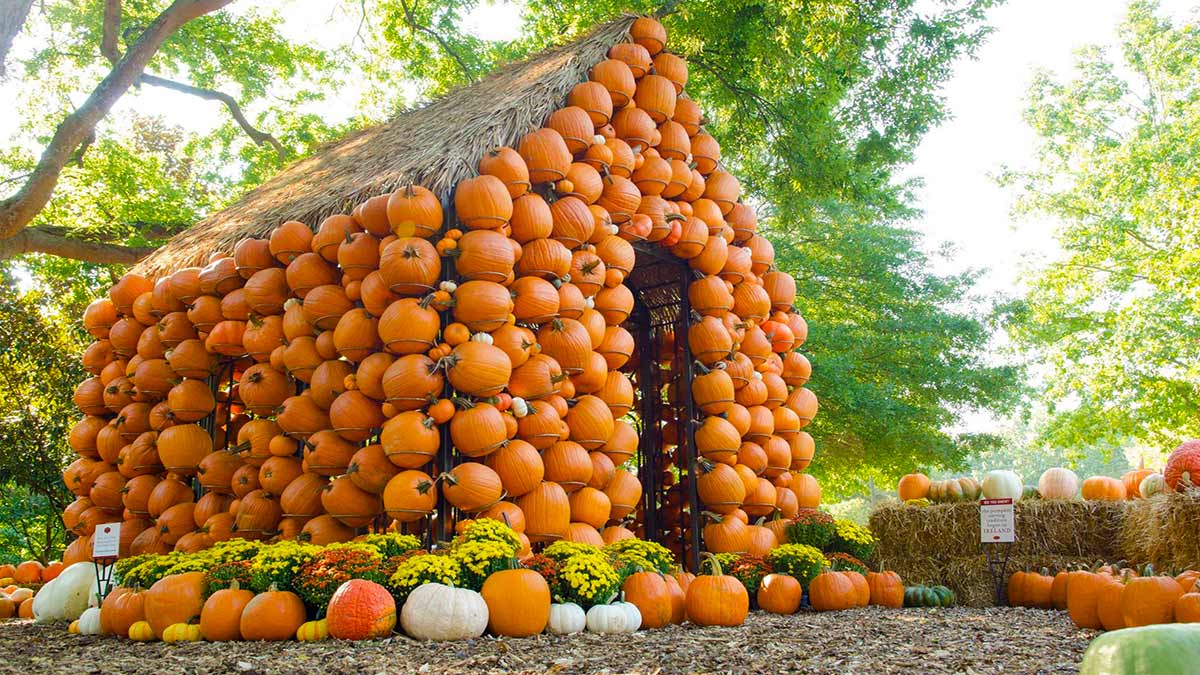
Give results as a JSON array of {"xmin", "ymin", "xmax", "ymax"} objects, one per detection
[
  {"xmin": 199, "ymin": 581, "xmax": 254, "ymax": 641},
  {"xmin": 240, "ymin": 586, "xmax": 306, "ymax": 641},
  {"xmin": 143, "ymin": 572, "xmax": 206, "ymax": 639},
  {"xmin": 757, "ymin": 573, "xmax": 802, "ymax": 614},
  {"xmin": 480, "ymin": 568, "xmax": 550, "ymax": 637}
]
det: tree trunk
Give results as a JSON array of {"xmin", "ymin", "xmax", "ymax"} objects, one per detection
[
  {"xmin": 0, "ymin": 0, "xmax": 233, "ymax": 241},
  {"xmin": 0, "ymin": 0, "xmax": 34, "ymax": 78}
]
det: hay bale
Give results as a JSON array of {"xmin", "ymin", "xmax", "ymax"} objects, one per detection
[
  {"xmin": 1121, "ymin": 492, "xmax": 1200, "ymax": 571},
  {"xmin": 1120, "ymin": 498, "xmax": 1158, "ymax": 565},
  {"xmin": 870, "ymin": 503, "xmax": 980, "ymax": 559},
  {"xmin": 870, "ymin": 500, "xmax": 1125, "ymax": 561},
  {"xmin": 870, "ymin": 494, "xmax": 1200, "ymax": 605},
  {"xmin": 1014, "ymin": 500, "xmax": 1125, "ymax": 559}
]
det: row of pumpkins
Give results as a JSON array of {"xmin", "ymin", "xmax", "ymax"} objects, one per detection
[
  {"xmin": 62, "ymin": 15, "xmax": 820, "ymax": 563},
  {"xmin": 898, "ymin": 442, "xmax": 1200, "ymax": 504},
  {"xmin": 32, "ymin": 555, "xmax": 910, "ymax": 642},
  {"xmin": 1009, "ymin": 563, "xmax": 1200, "ymax": 631}
]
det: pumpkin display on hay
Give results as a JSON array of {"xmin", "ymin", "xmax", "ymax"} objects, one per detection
[{"xmin": 60, "ymin": 14, "xmax": 818, "ymax": 574}]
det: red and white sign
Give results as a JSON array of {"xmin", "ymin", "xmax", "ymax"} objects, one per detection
[
  {"xmin": 980, "ymin": 498, "xmax": 1015, "ymax": 543},
  {"xmin": 92, "ymin": 522, "xmax": 122, "ymax": 559}
]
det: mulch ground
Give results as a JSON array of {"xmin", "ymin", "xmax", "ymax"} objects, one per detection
[{"xmin": 0, "ymin": 607, "xmax": 1093, "ymax": 675}]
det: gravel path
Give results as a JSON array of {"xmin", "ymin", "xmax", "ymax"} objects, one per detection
[{"xmin": 0, "ymin": 607, "xmax": 1093, "ymax": 675}]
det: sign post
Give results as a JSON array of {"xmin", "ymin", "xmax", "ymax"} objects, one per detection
[
  {"xmin": 980, "ymin": 498, "xmax": 1015, "ymax": 605},
  {"xmin": 92, "ymin": 522, "xmax": 121, "ymax": 602}
]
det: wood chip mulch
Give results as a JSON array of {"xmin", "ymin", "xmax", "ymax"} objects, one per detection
[{"xmin": 0, "ymin": 607, "xmax": 1094, "ymax": 675}]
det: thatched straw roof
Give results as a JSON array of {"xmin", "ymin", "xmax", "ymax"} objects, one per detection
[{"xmin": 132, "ymin": 16, "xmax": 637, "ymax": 279}]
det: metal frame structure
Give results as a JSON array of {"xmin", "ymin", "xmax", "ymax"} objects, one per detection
[{"xmin": 624, "ymin": 242, "xmax": 702, "ymax": 572}]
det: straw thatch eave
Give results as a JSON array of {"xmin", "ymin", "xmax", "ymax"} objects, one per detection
[{"xmin": 132, "ymin": 16, "xmax": 637, "ymax": 279}]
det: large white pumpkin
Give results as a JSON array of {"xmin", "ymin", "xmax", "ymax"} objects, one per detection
[
  {"xmin": 1038, "ymin": 468, "xmax": 1079, "ymax": 500},
  {"xmin": 400, "ymin": 583, "xmax": 488, "ymax": 641},
  {"xmin": 981, "ymin": 470, "xmax": 1023, "ymax": 500},
  {"xmin": 546, "ymin": 602, "xmax": 586, "ymax": 635},
  {"xmin": 32, "ymin": 562, "xmax": 105, "ymax": 624}
]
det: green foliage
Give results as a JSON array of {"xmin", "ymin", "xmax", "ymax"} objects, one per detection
[
  {"xmin": 0, "ymin": 276, "xmax": 91, "ymax": 562},
  {"xmin": 1002, "ymin": 0, "xmax": 1200, "ymax": 451}
]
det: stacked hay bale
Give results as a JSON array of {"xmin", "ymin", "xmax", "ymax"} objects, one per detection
[
  {"xmin": 870, "ymin": 501, "xmax": 1127, "ymax": 606},
  {"xmin": 1120, "ymin": 491, "xmax": 1200, "ymax": 571}
]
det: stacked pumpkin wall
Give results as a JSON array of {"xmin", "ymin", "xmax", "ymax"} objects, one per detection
[{"xmin": 63, "ymin": 16, "xmax": 818, "ymax": 568}]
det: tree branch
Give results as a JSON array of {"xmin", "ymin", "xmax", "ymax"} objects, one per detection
[
  {"xmin": 97, "ymin": 1, "xmax": 285, "ymax": 161},
  {"xmin": 0, "ymin": 0, "xmax": 233, "ymax": 241},
  {"xmin": 138, "ymin": 74, "xmax": 286, "ymax": 159},
  {"xmin": 100, "ymin": 0, "xmax": 122, "ymax": 63},
  {"xmin": 0, "ymin": 227, "xmax": 158, "ymax": 264},
  {"xmin": 0, "ymin": 0, "xmax": 34, "ymax": 79},
  {"xmin": 397, "ymin": 0, "xmax": 475, "ymax": 82}
]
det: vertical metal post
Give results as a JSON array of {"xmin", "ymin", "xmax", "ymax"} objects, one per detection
[
  {"xmin": 433, "ymin": 191, "xmax": 458, "ymax": 546},
  {"xmin": 677, "ymin": 266, "xmax": 701, "ymax": 573},
  {"xmin": 634, "ymin": 303, "xmax": 659, "ymax": 542}
]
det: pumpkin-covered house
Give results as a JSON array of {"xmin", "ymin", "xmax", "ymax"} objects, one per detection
[{"xmin": 65, "ymin": 14, "xmax": 819, "ymax": 572}]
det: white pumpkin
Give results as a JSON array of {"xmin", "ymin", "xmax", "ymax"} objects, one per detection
[
  {"xmin": 1038, "ymin": 468, "xmax": 1079, "ymax": 500},
  {"xmin": 586, "ymin": 603, "xmax": 637, "ymax": 634},
  {"xmin": 1140, "ymin": 472, "xmax": 1167, "ymax": 498},
  {"xmin": 981, "ymin": 470, "xmax": 1023, "ymax": 500},
  {"xmin": 400, "ymin": 583, "xmax": 488, "ymax": 641},
  {"xmin": 77, "ymin": 607, "xmax": 103, "ymax": 635},
  {"xmin": 616, "ymin": 600, "xmax": 642, "ymax": 631},
  {"xmin": 32, "ymin": 562, "xmax": 102, "ymax": 623},
  {"xmin": 546, "ymin": 602, "xmax": 586, "ymax": 635}
]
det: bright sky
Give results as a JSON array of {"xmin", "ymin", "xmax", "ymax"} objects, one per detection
[{"xmin": 906, "ymin": 0, "xmax": 1195, "ymax": 299}]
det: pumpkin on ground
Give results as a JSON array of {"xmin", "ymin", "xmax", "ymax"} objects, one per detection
[
  {"xmin": 143, "ymin": 572, "xmax": 206, "ymax": 639},
  {"xmin": 200, "ymin": 581, "xmax": 254, "ymax": 641},
  {"xmin": 866, "ymin": 571, "xmax": 904, "ymax": 609},
  {"xmin": 1121, "ymin": 570, "xmax": 1183, "ymax": 628},
  {"xmin": 1079, "ymin": 625, "xmax": 1200, "ymax": 675},
  {"xmin": 400, "ymin": 583, "xmax": 489, "ymax": 641},
  {"xmin": 756, "ymin": 574, "xmax": 801, "ymax": 614},
  {"xmin": 621, "ymin": 571, "xmax": 672, "ymax": 629},
  {"xmin": 684, "ymin": 553, "xmax": 748, "ymax": 626},
  {"xmin": 240, "ymin": 586, "xmax": 307, "ymax": 641},
  {"xmin": 546, "ymin": 602, "xmax": 586, "ymax": 635},
  {"xmin": 480, "ymin": 568, "xmax": 550, "ymax": 637},
  {"xmin": 585, "ymin": 601, "xmax": 640, "ymax": 634},
  {"xmin": 809, "ymin": 570, "xmax": 856, "ymax": 612},
  {"xmin": 326, "ymin": 579, "xmax": 397, "ymax": 640},
  {"xmin": 297, "ymin": 619, "xmax": 331, "ymax": 641}
]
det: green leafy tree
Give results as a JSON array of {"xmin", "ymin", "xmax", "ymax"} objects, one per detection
[
  {"xmin": 0, "ymin": 0, "xmax": 345, "ymax": 262},
  {"xmin": 0, "ymin": 273, "xmax": 91, "ymax": 561},
  {"xmin": 1002, "ymin": 0, "xmax": 1200, "ymax": 451}
]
